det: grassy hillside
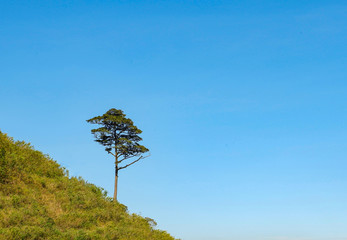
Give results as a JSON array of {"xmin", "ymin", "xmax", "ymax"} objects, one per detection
[{"xmin": 0, "ymin": 131, "xmax": 178, "ymax": 240}]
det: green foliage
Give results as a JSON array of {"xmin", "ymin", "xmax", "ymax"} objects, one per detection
[
  {"xmin": 0, "ymin": 147, "xmax": 9, "ymax": 184},
  {"xmin": 86, "ymin": 108, "xmax": 149, "ymax": 164},
  {"xmin": 0, "ymin": 131, "xmax": 178, "ymax": 240}
]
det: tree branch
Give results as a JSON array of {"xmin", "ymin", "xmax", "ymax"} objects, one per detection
[
  {"xmin": 118, "ymin": 154, "xmax": 150, "ymax": 170},
  {"xmin": 118, "ymin": 155, "xmax": 138, "ymax": 164},
  {"xmin": 107, "ymin": 151, "xmax": 116, "ymax": 157}
]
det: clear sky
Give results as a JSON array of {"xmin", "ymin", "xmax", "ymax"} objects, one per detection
[{"xmin": 1, "ymin": 1, "xmax": 347, "ymax": 239}]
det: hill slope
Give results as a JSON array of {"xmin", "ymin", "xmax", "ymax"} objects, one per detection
[{"xmin": 0, "ymin": 131, "xmax": 178, "ymax": 240}]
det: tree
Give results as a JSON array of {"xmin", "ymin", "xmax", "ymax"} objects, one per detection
[{"xmin": 86, "ymin": 108, "xmax": 149, "ymax": 201}]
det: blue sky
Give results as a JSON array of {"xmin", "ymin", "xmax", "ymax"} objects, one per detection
[{"xmin": 1, "ymin": 1, "xmax": 347, "ymax": 239}]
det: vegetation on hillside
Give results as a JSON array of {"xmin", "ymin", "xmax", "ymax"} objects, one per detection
[{"xmin": 0, "ymin": 131, "xmax": 178, "ymax": 240}]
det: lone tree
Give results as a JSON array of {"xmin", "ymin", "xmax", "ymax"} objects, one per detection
[{"xmin": 86, "ymin": 108, "xmax": 149, "ymax": 201}]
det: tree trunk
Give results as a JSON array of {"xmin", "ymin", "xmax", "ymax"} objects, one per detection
[
  {"xmin": 114, "ymin": 148, "xmax": 118, "ymax": 201},
  {"xmin": 114, "ymin": 174, "xmax": 118, "ymax": 201}
]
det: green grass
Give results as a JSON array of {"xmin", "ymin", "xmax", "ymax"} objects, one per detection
[{"xmin": 0, "ymin": 131, "xmax": 178, "ymax": 240}]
